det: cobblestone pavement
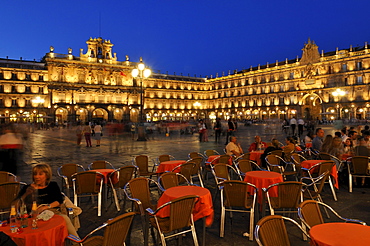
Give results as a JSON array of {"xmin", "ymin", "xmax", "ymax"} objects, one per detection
[{"xmin": 15, "ymin": 123, "xmax": 370, "ymax": 246}]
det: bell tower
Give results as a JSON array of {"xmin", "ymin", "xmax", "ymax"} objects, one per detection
[{"xmin": 80, "ymin": 37, "xmax": 117, "ymax": 62}]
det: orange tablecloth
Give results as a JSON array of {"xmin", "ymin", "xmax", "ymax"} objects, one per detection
[
  {"xmin": 249, "ymin": 151, "xmax": 264, "ymax": 166},
  {"xmin": 156, "ymin": 160, "xmax": 186, "ymax": 173},
  {"xmin": 157, "ymin": 186, "xmax": 214, "ymax": 226},
  {"xmin": 310, "ymin": 223, "xmax": 370, "ymax": 246},
  {"xmin": 305, "ymin": 143, "xmax": 313, "ymax": 148},
  {"xmin": 301, "ymin": 160, "xmax": 339, "ymax": 189},
  {"xmin": 0, "ymin": 215, "xmax": 68, "ymax": 246},
  {"xmin": 341, "ymin": 153, "xmax": 352, "ymax": 160},
  {"xmin": 244, "ymin": 171, "xmax": 283, "ymax": 204}
]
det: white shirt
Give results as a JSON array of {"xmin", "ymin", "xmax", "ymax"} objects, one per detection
[
  {"xmin": 298, "ymin": 119, "xmax": 304, "ymax": 125},
  {"xmin": 226, "ymin": 142, "xmax": 242, "ymax": 156},
  {"xmin": 290, "ymin": 118, "xmax": 297, "ymax": 125}
]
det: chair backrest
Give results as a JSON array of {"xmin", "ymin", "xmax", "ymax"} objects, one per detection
[
  {"xmin": 266, "ymin": 155, "xmax": 283, "ymax": 173},
  {"xmin": 236, "ymin": 159, "xmax": 258, "ymax": 174},
  {"xmin": 255, "ymin": 215, "xmax": 309, "ymax": 246},
  {"xmin": 188, "ymin": 157, "xmax": 203, "ymax": 175},
  {"xmin": 158, "ymin": 155, "xmax": 174, "ymax": 163},
  {"xmin": 158, "ymin": 172, "xmax": 189, "ymax": 190},
  {"xmin": 188, "ymin": 152, "xmax": 203, "ymax": 159},
  {"xmin": 236, "ymin": 153, "xmax": 250, "ymax": 161},
  {"xmin": 58, "ymin": 164, "xmax": 85, "ymax": 187},
  {"xmin": 111, "ymin": 165, "xmax": 137, "ymax": 188},
  {"xmin": 316, "ymin": 160, "xmax": 335, "ymax": 175},
  {"xmin": 164, "ymin": 195, "xmax": 198, "ymax": 232},
  {"xmin": 218, "ymin": 155, "xmax": 231, "ymax": 164},
  {"xmin": 89, "ymin": 161, "xmax": 114, "ymax": 170},
  {"xmin": 0, "ymin": 171, "xmax": 17, "ymax": 183},
  {"xmin": 212, "ymin": 163, "xmax": 241, "ymax": 184},
  {"xmin": 302, "ymin": 171, "xmax": 330, "ymax": 200},
  {"xmin": 72, "ymin": 171, "xmax": 103, "ymax": 194},
  {"xmin": 178, "ymin": 162, "xmax": 195, "ymax": 181},
  {"xmin": 290, "ymin": 153, "xmax": 306, "ymax": 165},
  {"xmin": 134, "ymin": 155, "xmax": 150, "ymax": 174},
  {"xmin": 351, "ymin": 156, "xmax": 369, "ymax": 175},
  {"xmin": 318, "ymin": 152, "xmax": 331, "ymax": 160},
  {"xmin": 102, "ymin": 212, "xmax": 136, "ymax": 246},
  {"xmin": 266, "ymin": 182, "xmax": 303, "ymax": 209},
  {"xmin": 204, "ymin": 149, "xmax": 219, "ymax": 157},
  {"xmin": 298, "ymin": 200, "xmax": 324, "ymax": 229},
  {"xmin": 223, "ymin": 180, "xmax": 257, "ymax": 208},
  {"xmin": 268, "ymin": 150, "xmax": 283, "ymax": 157},
  {"xmin": 125, "ymin": 177, "xmax": 153, "ymax": 213},
  {"xmin": 0, "ymin": 182, "xmax": 21, "ymax": 210}
]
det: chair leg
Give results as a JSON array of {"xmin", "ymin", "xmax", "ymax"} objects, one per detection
[
  {"xmin": 349, "ymin": 174, "xmax": 353, "ymax": 192},
  {"xmin": 198, "ymin": 173, "xmax": 204, "ymax": 187},
  {"xmin": 328, "ymin": 177, "xmax": 337, "ymax": 201},
  {"xmin": 249, "ymin": 209, "xmax": 254, "ymax": 241},
  {"xmin": 191, "ymin": 224, "xmax": 199, "ymax": 246},
  {"xmin": 220, "ymin": 205, "xmax": 225, "ymax": 237},
  {"xmin": 98, "ymin": 192, "xmax": 102, "ymax": 216},
  {"xmin": 111, "ymin": 187, "xmax": 121, "ymax": 211}
]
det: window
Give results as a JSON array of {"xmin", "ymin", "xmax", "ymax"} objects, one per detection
[
  {"xmin": 356, "ymin": 76, "xmax": 363, "ymax": 84},
  {"xmin": 39, "ymin": 87, "xmax": 44, "ymax": 93},
  {"xmin": 12, "ymin": 99, "xmax": 17, "ymax": 106},
  {"xmin": 342, "ymin": 64, "xmax": 347, "ymax": 72},
  {"xmin": 356, "ymin": 62, "xmax": 362, "ymax": 70}
]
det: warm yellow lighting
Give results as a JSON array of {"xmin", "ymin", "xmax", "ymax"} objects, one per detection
[
  {"xmin": 330, "ymin": 109, "xmax": 335, "ymax": 113},
  {"xmin": 138, "ymin": 62, "xmax": 145, "ymax": 71},
  {"xmin": 344, "ymin": 109, "xmax": 349, "ymax": 113},
  {"xmin": 143, "ymin": 69, "xmax": 151, "ymax": 78},
  {"xmin": 359, "ymin": 108, "xmax": 364, "ymax": 112},
  {"xmin": 193, "ymin": 101, "xmax": 201, "ymax": 107},
  {"xmin": 332, "ymin": 88, "xmax": 345, "ymax": 97},
  {"xmin": 32, "ymin": 96, "xmax": 45, "ymax": 104},
  {"xmin": 132, "ymin": 69, "xmax": 139, "ymax": 78}
]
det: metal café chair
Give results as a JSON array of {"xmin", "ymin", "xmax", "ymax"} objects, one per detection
[
  {"xmin": 0, "ymin": 171, "xmax": 17, "ymax": 183},
  {"xmin": 347, "ymin": 156, "xmax": 370, "ymax": 192},
  {"xmin": 57, "ymin": 163, "xmax": 85, "ymax": 197},
  {"xmin": 133, "ymin": 155, "xmax": 156, "ymax": 179},
  {"xmin": 88, "ymin": 160, "xmax": 115, "ymax": 170},
  {"xmin": 158, "ymin": 172, "xmax": 191, "ymax": 191}
]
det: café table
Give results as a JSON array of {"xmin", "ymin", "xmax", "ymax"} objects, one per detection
[
  {"xmin": 244, "ymin": 170, "xmax": 283, "ymax": 217},
  {"xmin": 155, "ymin": 160, "xmax": 186, "ymax": 174},
  {"xmin": 157, "ymin": 185, "xmax": 214, "ymax": 246},
  {"xmin": 0, "ymin": 214, "xmax": 68, "ymax": 246},
  {"xmin": 88, "ymin": 169, "xmax": 116, "ymax": 210},
  {"xmin": 249, "ymin": 150, "xmax": 264, "ymax": 166},
  {"xmin": 300, "ymin": 160, "xmax": 339, "ymax": 189},
  {"xmin": 309, "ymin": 222, "xmax": 370, "ymax": 246}
]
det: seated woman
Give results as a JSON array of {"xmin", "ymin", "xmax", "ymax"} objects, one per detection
[
  {"xmin": 14, "ymin": 164, "xmax": 79, "ymax": 237},
  {"xmin": 260, "ymin": 139, "xmax": 282, "ymax": 168}
]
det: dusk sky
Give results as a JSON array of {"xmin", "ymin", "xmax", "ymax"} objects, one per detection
[{"xmin": 2, "ymin": 0, "xmax": 370, "ymax": 78}]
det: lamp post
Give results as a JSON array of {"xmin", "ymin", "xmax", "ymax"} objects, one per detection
[
  {"xmin": 132, "ymin": 57, "xmax": 151, "ymax": 141},
  {"xmin": 332, "ymin": 88, "xmax": 345, "ymax": 119},
  {"xmin": 32, "ymin": 96, "xmax": 45, "ymax": 123}
]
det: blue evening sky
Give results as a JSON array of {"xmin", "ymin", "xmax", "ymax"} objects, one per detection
[{"xmin": 1, "ymin": 0, "xmax": 369, "ymax": 77}]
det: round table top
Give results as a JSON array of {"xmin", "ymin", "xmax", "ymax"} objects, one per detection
[
  {"xmin": 310, "ymin": 223, "xmax": 370, "ymax": 246},
  {"xmin": 161, "ymin": 160, "xmax": 186, "ymax": 165},
  {"xmin": 164, "ymin": 185, "xmax": 209, "ymax": 198},
  {"xmin": 245, "ymin": 170, "xmax": 282, "ymax": 179}
]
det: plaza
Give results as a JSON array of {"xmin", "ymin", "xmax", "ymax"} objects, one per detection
[{"xmin": 13, "ymin": 122, "xmax": 370, "ymax": 245}]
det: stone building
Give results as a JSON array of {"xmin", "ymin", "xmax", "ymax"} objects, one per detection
[{"xmin": 0, "ymin": 37, "xmax": 369, "ymax": 123}]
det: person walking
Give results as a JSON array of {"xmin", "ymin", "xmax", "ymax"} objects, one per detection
[
  {"xmin": 214, "ymin": 118, "xmax": 222, "ymax": 143},
  {"xmin": 290, "ymin": 116, "xmax": 297, "ymax": 136},
  {"xmin": 75, "ymin": 123, "xmax": 83, "ymax": 146},
  {"xmin": 225, "ymin": 118, "xmax": 235, "ymax": 145},
  {"xmin": 82, "ymin": 122, "xmax": 92, "ymax": 147},
  {"xmin": 94, "ymin": 122, "xmax": 102, "ymax": 147},
  {"xmin": 298, "ymin": 118, "xmax": 305, "ymax": 136}
]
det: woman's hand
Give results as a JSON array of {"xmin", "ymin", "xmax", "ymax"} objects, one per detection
[{"xmin": 23, "ymin": 185, "xmax": 36, "ymax": 197}]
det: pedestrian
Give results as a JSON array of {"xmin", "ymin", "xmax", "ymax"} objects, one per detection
[
  {"xmin": 75, "ymin": 123, "xmax": 83, "ymax": 146},
  {"xmin": 298, "ymin": 118, "xmax": 305, "ymax": 136},
  {"xmin": 82, "ymin": 122, "xmax": 92, "ymax": 147},
  {"xmin": 131, "ymin": 124, "xmax": 136, "ymax": 140},
  {"xmin": 94, "ymin": 122, "xmax": 103, "ymax": 147},
  {"xmin": 198, "ymin": 120, "xmax": 207, "ymax": 142},
  {"xmin": 214, "ymin": 118, "xmax": 222, "ymax": 143},
  {"xmin": 290, "ymin": 116, "xmax": 297, "ymax": 136},
  {"xmin": 0, "ymin": 125, "xmax": 23, "ymax": 175},
  {"xmin": 225, "ymin": 118, "xmax": 235, "ymax": 145}
]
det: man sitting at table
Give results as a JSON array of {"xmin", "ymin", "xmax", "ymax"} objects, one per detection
[
  {"xmin": 248, "ymin": 135, "xmax": 268, "ymax": 152},
  {"xmin": 226, "ymin": 136, "xmax": 243, "ymax": 157}
]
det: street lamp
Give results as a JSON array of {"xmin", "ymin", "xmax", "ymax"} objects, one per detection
[
  {"xmin": 332, "ymin": 88, "xmax": 346, "ymax": 119},
  {"xmin": 32, "ymin": 96, "xmax": 45, "ymax": 123},
  {"xmin": 132, "ymin": 57, "xmax": 151, "ymax": 141}
]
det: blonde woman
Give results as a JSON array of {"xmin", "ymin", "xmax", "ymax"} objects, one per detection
[{"xmin": 15, "ymin": 164, "xmax": 79, "ymax": 237}]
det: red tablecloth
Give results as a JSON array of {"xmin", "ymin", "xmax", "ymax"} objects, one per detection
[
  {"xmin": 341, "ymin": 153, "xmax": 352, "ymax": 160},
  {"xmin": 0, "ymin": 215, "xmax": 68, "ymax": 246},
  {"xmin": 310, "ymin": 223, "xmax": 370, "ymax": 246},
  {"xmin": 88, "ymin": 169, "xmax": 116, "ymax": 184},
  {"xmin": 305, "ymin": 143, "xmax": 312, "ymax": 148},
  {"xmin": 156, "ymin": 160, "xmax": 186, "ymax": 173},
  {"xmin": 244, "ymin": 171, "xmax": 283, "ymax": 204},
  {"xmin": 157, "ymin": 186, "xmax": 214, "ymax": 227},
  {"xmin": 249, "ymin": 151, "xmax": 264, "ymax": 166},
  {"xmin": 300, "ymin": 160, "xmax": 339, "ymax": 189}
]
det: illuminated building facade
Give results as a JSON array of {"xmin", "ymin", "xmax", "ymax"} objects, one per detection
[{"xmin": 0, "ymin": 37, "xmax": 369, "ymax": 123}]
